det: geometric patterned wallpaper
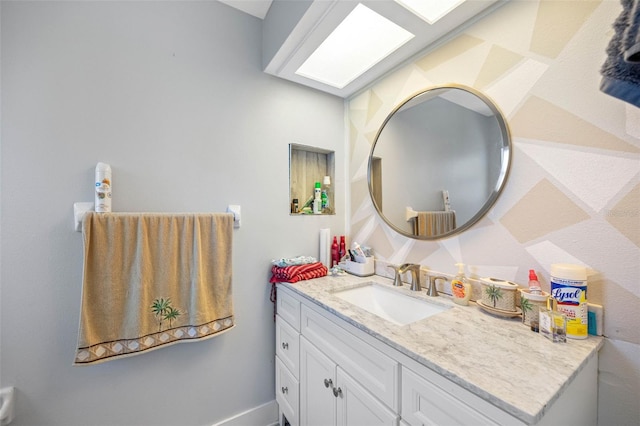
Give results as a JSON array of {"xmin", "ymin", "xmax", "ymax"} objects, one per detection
[
  {"xmin": 348, "ymin": 0, "xmax": 639, "ymax": 347},
  {"xmin": 348, "ymin": 4, "xmax": 639, "ymax": 422}
]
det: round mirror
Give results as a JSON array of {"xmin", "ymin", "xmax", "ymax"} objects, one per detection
[{"xmin": 368, "ymin": 85, "xmax": 511, "ymax": 240}]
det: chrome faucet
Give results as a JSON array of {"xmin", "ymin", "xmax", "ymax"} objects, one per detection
[
  {"xmin": 427, "ymin": 275, "xmax": 447, "ymax": 297},
  {"xmin": 389, "ymin": 264, "xmax": 403, "ymax": 287},
  {"xmin": 398, "ymin": 263, "xmax": 422, "ymax": 291}
]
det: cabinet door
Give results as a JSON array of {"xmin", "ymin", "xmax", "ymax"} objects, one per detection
[
  {"xmin": 300, "ymin": 336, "xmax": 336, "ymax": 426},
  {"xmin": 336, "ymin": 367, "xmax": 398, "ymax": 426},
  {"xmin": 301, "ymin": 305, "xmax": 399, "ymax": 410}
]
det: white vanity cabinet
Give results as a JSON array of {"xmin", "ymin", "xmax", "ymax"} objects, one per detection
[{"xmin": 275, "ymin": 283, "xmax": 598, "ymax": 426}]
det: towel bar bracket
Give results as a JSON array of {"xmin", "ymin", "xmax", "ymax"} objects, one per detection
[
  {"xmin": 0, "ymin": 386, "xmax": 15, "ymax": 426},
  {"xmin": 73, "ymin": 202, "xmax": 94, "ymax": 232},
  {"xmin": 226, "ymin": 205, "xmax": 241, "ymax": 228}
]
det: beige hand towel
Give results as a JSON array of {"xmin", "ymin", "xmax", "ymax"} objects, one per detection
[
  {"xmin": 415, "ymin": 211, "xmax": 457, "ymax": 237},
  {"xmin": 75, "ymin": 212, "xmax": 234, "ymax": 365}
]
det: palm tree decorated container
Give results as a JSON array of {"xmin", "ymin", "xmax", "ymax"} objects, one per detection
[
  {"xmin": 480, "ymin": 277, "xmax": 519, "ymax": 312},
  {"xmin": 519, "ymin": 289, "xmax": 549, "ymax": 326}
]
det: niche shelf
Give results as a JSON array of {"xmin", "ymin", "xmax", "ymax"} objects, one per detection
[{"xmin": 289, "ymin": 143, "xmax": 335, "ymax": 215}]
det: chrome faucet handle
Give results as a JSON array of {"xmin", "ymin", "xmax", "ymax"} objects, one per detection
[
  {"xmin": 388, "ymin": 265, "xmax": 403, "ymax": 286},
  {"xmin": 399, "ymin": 263, "xmax": 422, "ymax": 291},
  {"xmin": 427, "ymin": 275, "xmax": 447, "ymax": 297}
]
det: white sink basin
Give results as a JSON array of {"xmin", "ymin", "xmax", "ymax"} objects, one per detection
[{"xmin": 333, "ymin": 283, "xmax": 449, "ymax": 326}]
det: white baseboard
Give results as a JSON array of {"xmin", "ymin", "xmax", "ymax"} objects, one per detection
[{"xmin": 211, "ymin": 400, "xmax": 278, "ymax": 426}]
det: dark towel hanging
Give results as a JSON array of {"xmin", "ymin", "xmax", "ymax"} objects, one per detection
[{"xmin": 600, "ymin": 0, "xmax": 640, "ymax": 107}]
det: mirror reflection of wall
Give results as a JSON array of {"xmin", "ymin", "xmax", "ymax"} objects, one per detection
[{"xmin": 369, "ymin": 86, "xmax": 510, "ymax": 239}]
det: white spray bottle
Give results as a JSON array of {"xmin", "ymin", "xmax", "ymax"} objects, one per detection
[{"xmin": 95, "ymin": 162, "xmax": 112, "ymax": 213}]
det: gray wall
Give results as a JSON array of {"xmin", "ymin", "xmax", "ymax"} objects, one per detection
[{"xmin": 0, "ymin": 2, "xmax": 345, "ymax": 425}]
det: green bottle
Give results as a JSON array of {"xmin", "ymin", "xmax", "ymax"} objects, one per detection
[{"xmin": 313, "ymin": 182, "xmax": 322, "ymax": 214}]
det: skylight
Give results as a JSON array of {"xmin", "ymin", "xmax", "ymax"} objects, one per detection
[
  {"xmin": 395, "ymin": 0, "xmax": 466, "ymax": 24},
  {"xmin": 295, "ymin": 3, "xmax": 414, "ymax": 89}
]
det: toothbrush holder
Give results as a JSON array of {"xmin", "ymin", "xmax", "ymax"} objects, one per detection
[{"xmin": 342, "ymin": 257, "xmax": 374, "ymax": 277}]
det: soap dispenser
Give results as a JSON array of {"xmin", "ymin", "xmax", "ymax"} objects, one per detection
[{"xmin": 451, "ymin": 263, "xmax": 472, "ymax": 305}]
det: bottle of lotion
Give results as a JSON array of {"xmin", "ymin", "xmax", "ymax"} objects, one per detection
[
  {"xmin": 95, "ymin": 162, "xmax": 112, "ymax": 213},
  {"xmin": 451, "ymin": 263, "xmax": 471, "ymax": 305}
]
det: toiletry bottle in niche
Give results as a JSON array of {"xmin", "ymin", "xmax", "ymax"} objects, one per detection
[
  {"xmin": 451, "ymin": 263, "xmax": 471, "ymax": 305},
  {"xmin": 321, "ymin": 176, "xmax": 331, "ymax": 213},
  {"xmin": 95, "ymin": 162, "xmax": 112, "ymax": 213},
  {"xmin": 321, "ymin": 189, "xmax": 328, "ymax": 213},
  {"xmin": 339, "ymin": 236, "xmax": 346, "ymax": 262},
  {"xmin": 313, "ymin": 182, "xmax": 322, "ymax": 214},
  {"xmin": 528, "ymin": 269, "xmax": 542, "ymax": 294}
]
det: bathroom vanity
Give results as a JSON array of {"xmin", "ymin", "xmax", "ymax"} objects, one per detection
[{"xmin": 274, "ymin": 274, "xmax": 602, "ymax": 426}]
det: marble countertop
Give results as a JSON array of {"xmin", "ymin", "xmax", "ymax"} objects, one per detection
[{"xmin": 279, "ymin": 273, "xmax": 603, "ymax": 425}]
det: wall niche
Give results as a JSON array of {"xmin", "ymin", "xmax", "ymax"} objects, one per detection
[{"xmin": 289, "ymin": 143, "xmax": 335, "ymax": 215}]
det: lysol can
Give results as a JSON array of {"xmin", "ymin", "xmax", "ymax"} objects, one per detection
[{"xmin": 550, "ymin": 263, "xmax": 588, "ymax": 339}]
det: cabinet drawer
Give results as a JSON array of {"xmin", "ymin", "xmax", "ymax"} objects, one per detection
[
  {"xmin": 276, "ymin": 356, "xmax": 299, "ymax": 426},
  {"xmin": 277, "ymin": 286, "xmax": 301, "ymax": 331},
  {"xmin": 301, "ymin": 305, "xmax": 399, "ymax": 411},
  {"xmin": 401, "ymin": 366, "xmax": 518, "ymax": 426},
  {"xmin": 276, "ymin": 315, "xmax": 300, "ymax": 378}
]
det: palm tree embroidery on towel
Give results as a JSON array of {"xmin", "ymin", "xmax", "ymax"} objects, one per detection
[{"xmin": 151, "ymin": 298, "xmax": 182, "ymax": 332}]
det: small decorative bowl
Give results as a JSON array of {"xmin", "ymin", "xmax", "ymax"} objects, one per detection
[{"xmin": 519, "ymin": 289, "xmax": 549, "ymax": 326}]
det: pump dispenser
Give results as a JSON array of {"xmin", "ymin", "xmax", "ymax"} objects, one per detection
[{"xmin": 451, "ymin": 263, "xmax": 472, "ymax": 305}]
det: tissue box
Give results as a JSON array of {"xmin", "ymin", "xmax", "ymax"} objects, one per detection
[{"xmin": 342, "ymin": 257, "xmax": 374, "ymax": 277}]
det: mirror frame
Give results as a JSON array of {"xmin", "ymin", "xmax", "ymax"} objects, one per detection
[{"xmin": 367, "ymin": 84, "xmax": 512, "ymax": 240}]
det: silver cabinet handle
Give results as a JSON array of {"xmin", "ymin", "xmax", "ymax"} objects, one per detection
[
  {"xmin": 332, "ymin": 387, "xmax": 343, "ymax": 398},
  {"xmin": 323, "ymin": 378, "xmax": 333, "ymax": 388},
  {"xmin": 281, "ymin": 342, "xmax": 289, "ymax": 350},
  {"xmin": 281, "ymin": 386, "xmax": 288, "ymax": 394}
]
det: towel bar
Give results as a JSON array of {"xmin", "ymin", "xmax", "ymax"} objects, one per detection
[
  {"xmin": 405, "ymin": 206, "xmax": 418, "ymax": 221},
  {"xmin": 73, "ymin": 202, "xmax": 243, "ymax": 231}
]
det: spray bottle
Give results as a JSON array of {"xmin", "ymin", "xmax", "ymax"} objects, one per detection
[
  {"xmin": 528, "ymin": 269, "xmax": 542, "ymax": 295},
  {"xmin": 95, "ymin": 162, "xmax": 112, "ymax": 213}
]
